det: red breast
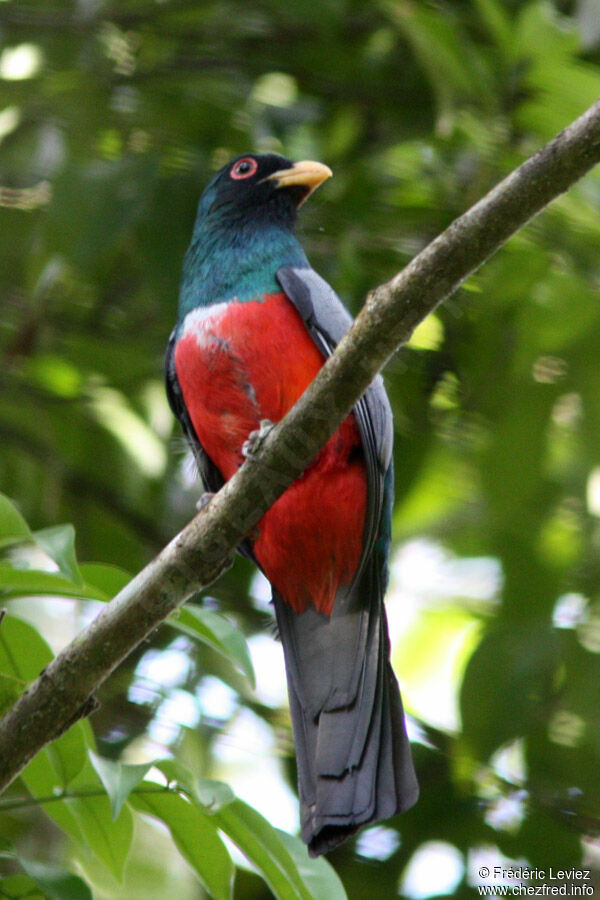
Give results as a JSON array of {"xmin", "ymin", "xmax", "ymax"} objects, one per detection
[{"xmin": 175, "ymin": 292, "xmax": 367, "ymax": 614}]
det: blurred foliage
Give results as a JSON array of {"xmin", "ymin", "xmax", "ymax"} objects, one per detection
[{"xmin": 1, "ymin": 0, "xmax": 600, "ymax": 897}]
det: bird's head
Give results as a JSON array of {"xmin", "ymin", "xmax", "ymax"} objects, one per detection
[
  {"xmin": 179, "ymin": 153, "xmax": 332, "ymax": 315},
  {"xmin": 194, "ymin": 153, "xmax": 332, "ymax": 232}
]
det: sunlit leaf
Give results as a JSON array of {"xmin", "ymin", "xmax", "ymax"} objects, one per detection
[
  {"xmin": 214, "ymin": 799, "xmax": 329, "ymax": 900},
  {"xmin": 89, "ymin": 750, "xmax": 153, "ymax": 820},
  {"xmin": 21, "ymin": 749, "xmax": 133, "ymax": 881},
  {"xmin": 34, "ymin": 524, "xmax": 83, "ymax": 584},
  {"xmin": 130, "ymin": 785, "xmax": 234, "ymax": 900},
  {"xmin": 79, "ymin": 562, "xmax": 131, "ymax": 599},
  {"xmin": 0, "ymin": 493, "xmax": 31, "ymax": 549},
  {"xmin": 275, "ymin": 830, "xmax": 347, "ymax": 900},
  {"xmin": 171, "ymin": 607, "xmax": 255, "ymax": 687},
  {"xmin": 0, "ymin": 563, "xmax": 107, "ymax": 601},
  {"xmin": 66, "ymin": 758, "xmax": 134, "ymax": 881},
  {"xmin": 0, "ymin": 613, "xmax": 52, "ymax": 681},
  {"xmin": 154, "ymin": 758, "xmax": 234, "ymax": 811}
]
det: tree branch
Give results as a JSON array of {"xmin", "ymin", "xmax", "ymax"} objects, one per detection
[{"xmin": 1, "ymin": 99, "xmax": 600, "ymax": 793}]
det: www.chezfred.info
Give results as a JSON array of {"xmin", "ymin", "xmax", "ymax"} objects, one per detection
[{"xmin": 477, "ymin": 867, "xmax": 593, "ymax": 896}]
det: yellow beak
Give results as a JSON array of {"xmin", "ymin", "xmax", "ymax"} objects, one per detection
[{"xmin": 266, "ymin": 160, "xmax": 332, "ymax": 204}]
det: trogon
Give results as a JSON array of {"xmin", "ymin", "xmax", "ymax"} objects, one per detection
[{"xmin": 165, "ymin": 153, "xmax": 418, "ymax": 856}]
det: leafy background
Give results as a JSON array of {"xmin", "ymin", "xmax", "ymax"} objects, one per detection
[{"xmin": 1, "ymin": 0, "xmax": 600, "ymax": 897}]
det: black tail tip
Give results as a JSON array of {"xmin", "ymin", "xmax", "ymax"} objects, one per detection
[
  {"xmin": 305, "ymin": 782, "xmax": 420, "ymax": 857},
  {"xmin": 308, "ymin": 824, "xmax": 360, "ymax": 858}
]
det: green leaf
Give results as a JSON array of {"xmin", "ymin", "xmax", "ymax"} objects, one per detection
[
  {"xmin": 0, "ymin": 672, "xmax": 23, "ymax": 717},
  {"xmin": 79, "ymin": 562, "xmax": 131, "ymax": 599},
  {"xmin": 214, "ymin": 799, "xmax": 319, "ymax": 900},
  {"xmin": 18, "ymin": 858, "xmax": 93, "ymax": 900},
  {"xmin": 20, "ymin": 750, "xmax": 86, "ymax": 848},
  {"xmin": 67, "ymin": 758, "xmax": 134, "ymax": 881},
  {"xmin": 33, "ymin": 524, "xmax": 83, "ymax": 584},
  {"xmin": 460, "ymin": 624, "xmax": 559, "ymax": 758},
  {"xmin": 473, "ymin": 0, "xmax": 513, "ymax": 51},
  {"xmin": 0, "ymin": 493, "xmax": 31, "ymax": 549},
  {"xmin": 130, "ymin": 783, "xmax": 234, "ymax": 900},
  {"xmin": 0, "ymin": 563, "xmax": 107, "ymax": 602},
  {"xmin": 46, "ymin": 722, "xmax": 89, "ymax": 788},
  {"xmin": 386, "ymin": 0, "xmax": 493, "ymax": 109},
  {"xmin": 0, "ymin": 873, "xmax": 45, "ymax": 898},
  {"xmin": 89, "ymin": 751, "xmax": 153, "ymax": 820},
  {"xmin": 0, "ymin": 613, "xmax": 53, "ymax": 680},
  {"xmin": 69, "ymin": 793, "xmax": 133, "ymax": 882},
  {"xmin": 172, "ymin": 607, "xmax": 255, "ymax": 687},
  {"xmin": 21, "ymin": 752, "xmax": 134, "ymax": 881},
  {"xmin": 0, "ymin": 614, "xmax": 87, "ymax": 786},
  {"xmin": 275, "ymin": 831, "xmax": 347, "ymax": 900},
  {"xmin": 154, "ymin": 758, "xmax": 234, "ymax": 811}
]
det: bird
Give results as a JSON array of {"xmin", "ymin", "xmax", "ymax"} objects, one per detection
[{"xmin": 165, "ymin": 152, "xmax": 418, "ymax": 857}]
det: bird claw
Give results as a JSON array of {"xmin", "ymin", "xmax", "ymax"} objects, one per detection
[
  {"xmin": 242, "ymin": 419, "xmax": 275, "ymax": 459},
  {"xmin": 196, "ymin": 492, "xmax": 215, "ymax": 511}
]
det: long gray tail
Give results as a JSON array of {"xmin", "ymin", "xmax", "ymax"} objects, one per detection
[{"xmin": 273, "ymin": 564, "xmax": 418, "ymax": 857}]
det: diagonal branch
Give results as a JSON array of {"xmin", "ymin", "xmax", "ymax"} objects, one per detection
[{"xmin": 1, "ymin": 99, "xmax": 600, "ymax": 793}]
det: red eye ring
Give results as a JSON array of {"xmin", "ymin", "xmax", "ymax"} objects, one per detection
[{"xmin": 231, "ymin": 157, "xmax": 258, "ymax": 180}]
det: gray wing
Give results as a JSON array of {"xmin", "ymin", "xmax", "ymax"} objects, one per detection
[{"xmin": 277, "ymin": 265, "xmax": 393, "ymax": 577}]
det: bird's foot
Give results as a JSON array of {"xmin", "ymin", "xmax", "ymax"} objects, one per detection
[
  {"xmin": 196, "ymin": 492, "xmax": 215, "ymax": 512},
  {"xmin": 242, "ymin": 419, "xmax": 275, "ymax": 459}
]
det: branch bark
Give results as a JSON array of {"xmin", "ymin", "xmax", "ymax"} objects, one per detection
[{"xmin": 1, "ymin": 99, "xmax": 600, "ymax": 792}]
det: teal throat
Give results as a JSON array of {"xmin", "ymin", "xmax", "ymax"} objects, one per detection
[{"xmin": 178, "ymin": 218, "xmax": 308, "ymax": 322}]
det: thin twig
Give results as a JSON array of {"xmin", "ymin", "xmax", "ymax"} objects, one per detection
[{"xmin": 0, "ymin": 783, "xmax": 171, "ymax": 813}]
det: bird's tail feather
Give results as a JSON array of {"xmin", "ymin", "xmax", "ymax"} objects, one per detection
[{"xmin": 273, "ymin": 570, "xmax": 418, "ymax": 858}]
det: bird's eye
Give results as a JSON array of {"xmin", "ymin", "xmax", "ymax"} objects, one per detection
[{"xmin": 231, "ymin": 157, "xmax": 258, "ymax": 180}]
